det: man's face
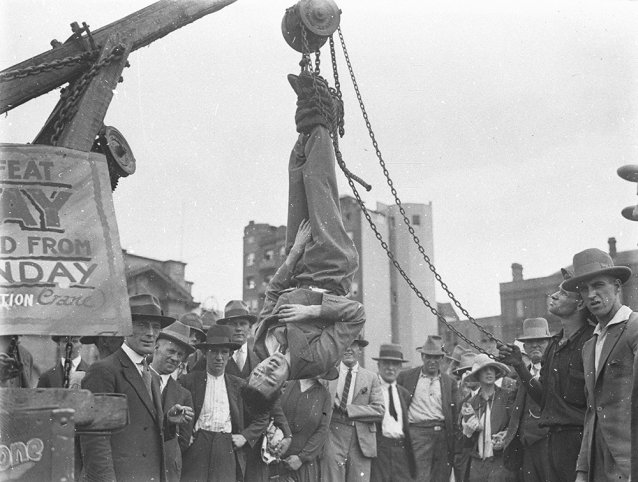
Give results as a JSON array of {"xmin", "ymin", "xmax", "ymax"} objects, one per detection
[
  {"xmin": 153, "ymin": 339, "xmax": 187, "ymax": 375},
  {"xmin": 548, "ymin": 288, "xmax": 582, "ymax": 317},
  {"xmin": 523, "ymin": 338, "xmax": 549, "ymax": 364},
  {"xmin": 342, "ymin": 342, "xmax": 362, "ymax": 367},
  {"xmin": 578, "ymin": 275, "xmax": 622, "ymax": 322},
  {"xmin": 189, "ymin": 330, "xmax": 205, "ymax": 346},
  {"xmin": 126, "ymin": 320, "xmax": 161, "ymax": 355},
  {"xmin": 421, "ymin": 353, "xmax": 443, "ymax": 376},
  {"xmin": 206, "ymin": 347, "xmax": 230, "ymax": 377},
  {"xmin": 248, "ymin": 352, "xmax": 290, "ymax": 397},
  {"xmin": 58, "ymin": 336, "xmax": 82, "ymax": 359},
  {"xmin": 378, "ymin": 360, "xmax": 402, "ymax": 384},
  {"xmin": 478, "ymin": 366, "xmax": 497, "ymax": 386},
  {"xmin": 228, "ymin": 318, "xmax": 251, "ymax": 345}
]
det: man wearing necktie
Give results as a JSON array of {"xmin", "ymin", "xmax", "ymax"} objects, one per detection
[
  {"xmin": 151, "ymin": 321, "xmax": 196, "ymax": 482},
  {"xmin": 216, "ymin": 300, "xmax": 260, "ymax": 379},
  {"xmin": 37, "ymin": 335, "xmax": 89, "ymax": 388},
  {"xmin": 80, "ymin": 294, "xmax": 182, "ymax": 482},
  {"xmin": 322, "ymin": 335, "xmax": 384, "ymax": 482},
  {"xmin": 503, "ymin": 318, "xmax": 551, "ymax": 482},
  {"xmin": 371, "ymin": 344, "xmax": 416, "ymax": 482}
]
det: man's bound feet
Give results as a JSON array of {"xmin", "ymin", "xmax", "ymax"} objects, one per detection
[{"xmin": 288, "ymin": 72, "xmax": 343, "ymax": 134}]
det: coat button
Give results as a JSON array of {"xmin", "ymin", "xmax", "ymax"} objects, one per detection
[{"xmin": 596, "ymin": 407, "xmax": 602, "ymax": 412}]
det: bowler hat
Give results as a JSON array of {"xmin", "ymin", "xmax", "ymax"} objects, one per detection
[
  {"xmin": 179, "ymin": 312, "xmax": 206, "ymax": 340},
  {"xmin": 562, "ymin": 248, "xmax": 632, "ymax": 292},
  {"xmin": 464, "ymin": 353, "xmax": 510, "ymax": 383},
  {"xmin": 417, "ymin": 335, "xmax": 445, "ymax": 356},
  {"xmin": 372, "ymin": 343, "xmax": 409, "ymax": 363},
  {"xmin": 453, "ymin": 351, "xmax": 477, "ymax": 376},
  {"xmin": 516, "ymin": 318, "xmax": 553, "ymax": 341},
  {"xmin": 351, "ymin": 334, "xmax": 369, "ymax": 348},
  {"xmin": 158, "ymin": 321, "xmax": 195, "ymax": 355},
  {"xmin": 129, "ymin": 294, "xmax": 175, "ymax": 328},
  {"xmin": 196, "ymin": 325, "xmax": 241, "ymax": 351},
  {"xmin": 217, "ymin": 300, "xmax": 257, "ymax": 326},
  {"xmin": 445, "ymin": 345, "xmax": 467, "ymax": 363}
]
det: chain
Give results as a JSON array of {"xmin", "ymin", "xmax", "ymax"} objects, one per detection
[
  {"xmin": 329, "ymin": 37, "xmax": 345, "ymax": 138},
  {"xmin": 0, "ymin": 51, "xmax": 97, "ymax": 82},
  {"xmin": 333, "ymin": 27, "xmax": 503, "ymax": 350},
  {"xmin": 63, "ymin": 337, "xmax": 73, "ymax": 388},
  {"xmin": 50, "ymin": 45, "xmax": 125, "ymax": 146},
  {"xmin": 314, "ymin": 51, "xmax": 321, "ymax": 76}
]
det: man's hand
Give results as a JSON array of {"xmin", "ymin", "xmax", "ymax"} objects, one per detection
[
  {"xmin": 0, "ymin": 353, "xmax": 22, "ymax": 382},
  {"xmin": 284, "ymin": 455, "xmax": 303, "ymax": 471},
  {"xmin": 496, "ymin": 342, "xmax": 524, "ymax": 369},
  {"xmin": 231, "ymin": 434, "xmax": 247, "ymax": 449},
  {"xmin": 273, "ymin": 436, "xmax": 292, "ymax": 457},
  {"xmin": 276, "ymin": 304, "xmax": 320, "ymax": 323},
  {"xmin": 291, "ymin": 219, "xmax": 312, "ymax": 253},
  {"xmin": 575, "ymin": 471, "xmax": 588, "ymax": 482},
  {"xmin": 167, "ymin": 404, "xmax": 194, "ymax": 424}
]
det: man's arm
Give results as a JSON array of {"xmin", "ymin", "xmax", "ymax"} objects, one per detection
[
  {"xmin": 346, "ymin": 372, "xmax": 385, "ymax": 422},
  {"xmin": 497, "ymin": 342, "xmax": 543, "ymax": 404}
]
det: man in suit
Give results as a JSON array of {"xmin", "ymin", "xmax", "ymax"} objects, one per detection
[
  {"xmin": 502, "ymin": 318, "xmax": 551, "ymax": 482},
  {"xmin": 321, "ymin": 335, "xmax": 384, "ymax": 482},
  {"xmin": 216, "ymin": 300, "xmax": 260, "ymax": 379},
  {"xmin": 151, "ymin": 321, "xmax": 196, "ymax": 482},
  {"xmin": 246, "ymin": 71, "xmax": 365, "ymax": 405},
  {"xmin": 80, "ymin": 294, "xmax": 187, "ymax": 482},
  {"xmin": 37, "ymin": 335, "xmax": 88, "ymax": 388},
  {"xmin": 179, "ymin": 312, "xmax": 207, "ymax": 375},
  {"xmin": 371, "ymin": 343, "xmax": 416, "ymax": 482},
  {"xmin": 557, "ymin": 249, "xmax": 637, "ymax": 482},
  {"xmin": 178, "ymin": 325, "xmax": 270, "ymax": 482},
  {"xmin": 397, "ymin": 335, "xmax": 458, "ymax": 482}
]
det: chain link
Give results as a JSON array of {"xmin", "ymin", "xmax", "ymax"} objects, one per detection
[
  {"xmin": 333, "ymin": 27, "xmax": 503, "ymax": 351},
  {"xmin": 63, "ymin": 337, "xmax": 73, "ymax": 389},
  {"xmin": 0, "ymin": 51, "xmax": 98, "ymax": 82},
  {"xmin": 50, "ymin": 45, "xmax": 125, "ymax": 146}
]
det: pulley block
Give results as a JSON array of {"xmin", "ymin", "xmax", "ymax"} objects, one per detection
[
  {"xmin": 91, "ymin": 125, "xmax": 136, "ymax": 191},
  {"xmin": 282, "ymin": 0, "xmax": 341, "ymax": 53}
]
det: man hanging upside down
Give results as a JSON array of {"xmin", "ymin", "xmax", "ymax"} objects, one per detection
[{"xmin": 242, "ymin": 71, "xmax": 366, "ymax": 413}]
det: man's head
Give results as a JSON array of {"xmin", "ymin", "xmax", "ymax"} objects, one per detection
[
  {"xmin": 562, "ymin": 248, "xmax": 631, "ymax": 323},
  {"xmin": 179, "ymin": 313, "xmax": 207, "ymax": 345},
  {"xmin": 126, "ymin": 294, "xmax": 176, "ymax": 356},
  {"xmin": 417, "ymin": 335, "xmax": 445, "ymax": 376},
  {"xmin": 216, "ymin": 300, "xmax": 257, "ymax": 346},
  {"xmin": 244, "ymin": 352, "xmax": 290, "ymax": 415},
  {"xmin": 52, "ymin": 336, "xmax": 82, "ymax": 359},
  {"xmin": 373, "ymin": 343, "xmax": 408, "ymax": 384},
  {"xmin": 516, "ymin": 318, "xmax": 552, "ymax": 365},
  {"xmin": 152, "ymin": 321, "xmax": 195, "ymax": 375},
  {"xmin": 341, "ymin": 335, "xmax": 368, "ymax": 368},
  {"xmin": 548, "ymin": 283, "xmax": 584, "ymax": 318},
  {"xmin": 195, "ymin": 324, "xmax": 240, "ymax": 377},
  {"xmin": 205, "ymin": 346, "xmax": 230, "ymax": 377}
]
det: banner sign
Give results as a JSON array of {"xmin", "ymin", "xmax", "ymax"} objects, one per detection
[{"xmin": 0, "ymin": 144, "xmax": 131, "ymax": 336}]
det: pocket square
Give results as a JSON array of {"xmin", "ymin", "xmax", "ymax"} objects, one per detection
[{"xmin": 359, "ymin": 387, "xmax": 368, "ymax": 395}]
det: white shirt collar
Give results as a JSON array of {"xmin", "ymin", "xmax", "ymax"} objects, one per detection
[
  {"xmin": 207, "ymin": 372, "xmax": 225, "ymax": 381},
  {"xmin": 378, "ymin": 378, "xmax": 397, "ymax": 388},
  {"xmin": 122, "ymin": 342, "xmax": 146, "ymax": 365},
  {"xmin": 60, "ymin": 355, "xmax": 82, "ymax": 369},
  {"xmin": 340, "ymin": 362, "xmax": 359, "ymax": 373},
  {"xmin": 593, "ymin": 305, "xmax": 632, "ymax": 336}
]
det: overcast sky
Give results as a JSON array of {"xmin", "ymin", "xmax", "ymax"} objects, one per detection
[{"xmin": 1, "ymin": 0, "xmax": 637, "ymax": 319}]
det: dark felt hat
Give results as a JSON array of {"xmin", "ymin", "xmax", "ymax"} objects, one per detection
[
  {"xmin": 216, "ymin": 300, "xmax": 257, "ymax": 326},
  {"xmin": 372, "ymin": 343, "xmax": 409, "ymax": 363},
  {"xmin": 158, "ymin": 321, "xmax": 195, "ymax": 355},
  {"xmin": 179, "ymin": 312, "xmax": 206, "ymax": 340},
  {"xmin": 417, "ymin": 335, "xmax": 445, "ymax": 356},
  {"xmin": 129, "ymin": 294, "xmax": 175, "ymax": 328},
  {"xmin": 562, "ymin": 248, "xmax": 632, "ymax": 292},
  {"xmin": 445, "ymin": 345, "xmax": 467, "ymax": 363},
  {"xmin": 351, "ymin": 334, "xmax": 369, "ymax": 347},
  {"xmin": 196, "ymin": 325, "xmax": 241, "ymax": 351}
]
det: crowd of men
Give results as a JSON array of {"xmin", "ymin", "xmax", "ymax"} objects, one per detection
[{"xmin": 1, "ymin": 68, "xmax": 637, "ymax": 482}]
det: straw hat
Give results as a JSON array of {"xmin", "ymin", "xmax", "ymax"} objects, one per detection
[
  {"xmin": 158, "ymin": 321, "xmax": 195, "ymax": 355},
  {"xmin": 416, "ymin": 335, "xmax": 445, "ymax": 356},
  {"xmin": 562, "ymin": 248, "xmax": 632, "ymax": 292},
  {"xmin": 464, "ymin": 353, "xmax": 510, "ymax": 383},
  {"xmin": 516, "ymin": 318, "xmax": 552, "ymax": 341},
  {"xmin": 372, "ymin": 343, "xmax": 409, "ymax": 363}
]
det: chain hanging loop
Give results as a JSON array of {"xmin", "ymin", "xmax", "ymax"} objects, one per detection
[{"xmin": 63, "ymin": 336, "xmax": 74, "ymax": 389}]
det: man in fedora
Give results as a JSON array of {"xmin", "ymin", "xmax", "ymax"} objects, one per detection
[
  {"xmin": 370, "ymin": 343, "xmax": 416, "ymax": 482},
  {"xmin": 397, "ymin": 335, "xmax": 458, "ymax": 482},
  {"xmin": 500, "ymin": 273, "xmax": 595, "ymax": 482},
  {"xmin": 217, "ymin": 300, "xmax": 260, "ymax": 379},
  {"xmin": 560, "ymin": 248, "xmax": 636, "ymax": 482},
  {"xmin": 37, "ymin": 335, "xmax": 88, "ymax": 388},
  {"xmin": 80, "ymin": 293, "xmax": 185, "ymax": 482},
  {"xmin": 178, "ymin": 325, "xmax": 270, "ymax": 482},
  {"xmin": 151, "ymin": 321, "xmax": 196, "ymax": 482},
  {"xmin": 322, "ymin": 335, "xmax": 384, "ymax": 482},
  {"xmin": 502, "ymin": 318, "xmax": 552, "ymax": 482},
  {"xmin": 178, "ymin": 312, "xmax": 207, "ymax": 376}
]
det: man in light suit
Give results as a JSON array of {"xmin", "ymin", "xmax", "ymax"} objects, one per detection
[
  {"xmin": 37, "ymin": 335, "xmax": 89, "ymax": 388},
  {"xmin": 397, "ymin": 335, "xmax": 458, "ymax": 482},
  {"xmin": 80, "ymin": 294, "xmax": 188, "ymax": 482},
  {"xmin": 321, "ymin": 335, "xmax": 385, "ymax": 482},
  {"xmin": 178, "ymin": 325, "xmax": 270, "ymax": 482},
  {"xmin": 151, "ymin": 321, "xmax": 195, "ymax": 482},
  {"xmin": 563, "ymin": 249, "xmax": 637, "ymax": 482}
]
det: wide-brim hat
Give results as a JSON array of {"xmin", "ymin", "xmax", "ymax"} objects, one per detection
[
  {"xmin": 562, "ymin": 248, "xmax": 632, "ymax": 292},
  {"xmin": 195, "ymin": 325, "xmax": 241, "ymax": 351},
  {"xmin": 445, "ymin": 345, "xmax": 467, "ymax": 363},
  {"xmin": 517, "ymin": 317, "xmax": 553, "ymax": 341},
  {"xmin": 372, "ymin": 343, "xmax": 408, "ymax": 363},
  {"xmin": 158, "ymin": 321, "xmax": 195, "ymax": 355},
  {"xmin": 129, "ymin": 294, "xmax": 175, "ymax": 328},
  {"xmin": 464, "ymin": 353, "xmax": 510, "ymax": 383},
  {"xmin": 216, "ymin": 300, "xmax": 257, "ymax": 326},
  {"xmin": 352, "ymin": 334, "xmax": 369, "ymax": 347},
  {"xmin": 453, "ymin": 351, "xmax": 477, "ymax": 376},
  {"xmin": 179, "ymin": 312, "xmax": 206, "ymax": 339},
  {"xmin": 417, "ymin": 335, "xmax": 445, "ymax": 356}
]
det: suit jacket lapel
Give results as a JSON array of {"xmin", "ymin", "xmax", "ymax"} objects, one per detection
[
  {"xmin": 193, "ymin": 371, "xmax": 207, "ymax": 421},
  {"xmin": 55, "ymin": 362, "xmax": 64, "ymax": 386},
  {"xmin": 582, "ymin": 340, "xmax": 596, "ymax": 395},
  {"xmin": 595, "ymin": 321, "xmax": 627, "ymax": 380},
  {"xmin": 117, "ymin": 350, "xmax": 157, "ymax": 420},
  {"xmin": 225, "ymin": 375, "xmax": 243, "ymax": 431},
  {"xmin": 351, "ymin": 368, "xmax": 366, "ymax": 401}
]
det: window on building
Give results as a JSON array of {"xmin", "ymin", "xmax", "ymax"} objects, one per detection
[
  {"xmin": 279, "ymin": 246, "xmax": 286, "ymax": 257},
  {"xmin": 516, "ymin": 299, "xmax": 524, "ymax": 318},
  {"xmin": 246, "ymin": 277, "xmax": 255, "ymax": 289},
  {"xmin": 250, "ymin": 299, "xmax": 259, "ymax": 311},
  {"xmin": 246, "ymin": 253, "xmax": 255, "ymax": 267},
  {"xmin": 264, "ymin": 249, "xmax": 274, "ymax": 261},
  {"xmin": 246, "ymin": 236, "xmax": 255, "ymax": 244},
  {"xmin": 412, "ymin": 215, "xmax": 421, "ymax": 226},
  {"xmin": 392, "ymin": 290, "xmax": 397, "ymax": 304}
]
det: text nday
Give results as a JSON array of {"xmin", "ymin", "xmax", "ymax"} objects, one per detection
[{"xmin": 0, "ymin": 260, "xmax": 97, "ymax": 286}]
